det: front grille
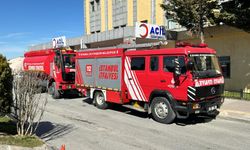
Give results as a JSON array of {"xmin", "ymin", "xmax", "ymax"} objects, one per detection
[
  {"xmin": 188, "ymin": 84, "xmax": 224, "ymax": 101},
  {"xmin": 63, "ymin": 72, "xmax": 75, "ymax": 81}
]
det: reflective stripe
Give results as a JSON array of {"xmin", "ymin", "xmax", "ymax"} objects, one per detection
[
  {"xmin": 126, "ymin": 57, "xmax": 147, "ymax": 101},
  {"xmin": 124, "ymin": 57, "xmax": 147, "ymax": 101},
  {"xmin": 124, "ymin": 64, "xmax": 139, "ymax": 100},
  {"xmin": 188, "ymin": 94, "xmax": 195, "ymax": 101},
  {"xmin": 188, "ymin": 86, "xmax": 196, "ymax": 91},
  {"xmin": 125, "ymin": 58, "xmax": 143, "ymax": 100},
  {"xmin": 188, "ymin": 89, "xmax": 196, "ymax": 96}
]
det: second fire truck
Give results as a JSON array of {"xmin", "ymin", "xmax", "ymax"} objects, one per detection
[{"xmin": 23, "ymin": 48, "xmax": 76, "ymax": 99}]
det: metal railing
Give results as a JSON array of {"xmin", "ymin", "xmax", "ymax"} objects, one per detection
[{"xmin": 223, "ymin": 90, "xmax": 250, "ymax": 100}]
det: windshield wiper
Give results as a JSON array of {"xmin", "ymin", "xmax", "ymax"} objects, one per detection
[
  {"xmin": 206, "ymin": 70, "xmax": 221, "ymax": 78},
  {"xmin": 192, "ymin": 71, "xmax": 202, "ymax": 78}
]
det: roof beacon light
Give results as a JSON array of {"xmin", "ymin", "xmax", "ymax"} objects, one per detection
[{"xmin": 176, "ymin": 42, "xmax": 208, "ymax": 48}]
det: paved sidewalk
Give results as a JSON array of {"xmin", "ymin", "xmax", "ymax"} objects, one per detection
[
  {"xmin": 0, "ymin": 144, "xmax": 49, "ymax": 150},
  {"xmin": 219, "ymin": 98, "xmax": 250, "ymax": 123}
]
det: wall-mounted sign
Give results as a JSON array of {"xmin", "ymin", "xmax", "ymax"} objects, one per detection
[
  {"xmin": 135, "ymin": 22, "xmax": 166, "ymax": 40},
  {"xmin": 52, "ymin": 36, "xmax": 66, "ymax": 48}
]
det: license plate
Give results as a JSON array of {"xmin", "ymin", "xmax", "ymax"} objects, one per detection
[{"xmin": 208, "ymin": 105, "xmax": 217, "ymax": 111}]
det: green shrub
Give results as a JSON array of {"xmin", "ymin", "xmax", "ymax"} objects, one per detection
[{"xmin": 0, "ymin": 54, "xmax": 13, "ymax": 114}]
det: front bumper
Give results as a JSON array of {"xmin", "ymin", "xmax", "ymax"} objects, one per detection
[
  {"xmin": 174, "ymin": 96, "xmax": 224, "ymax": 119},
  {"xmin": 59, "ymin": 83, "xmax": 76, "ymax": 90}
]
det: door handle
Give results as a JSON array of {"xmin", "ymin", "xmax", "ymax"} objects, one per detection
[{"xmin": 160, "ymin": 80, "xmax": 166, "ymax": 83}]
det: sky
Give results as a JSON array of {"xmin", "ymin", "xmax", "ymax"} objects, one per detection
[{"xmin": 0, "ymin": 0, "xmax": 84, "ymax": 59}]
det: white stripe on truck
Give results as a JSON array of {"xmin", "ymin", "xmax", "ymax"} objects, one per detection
[{"xmin": 124, "ymin": 57, "xmax": 146, "ymax": 101}]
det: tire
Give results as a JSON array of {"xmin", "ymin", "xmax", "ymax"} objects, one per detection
[
  {"xmin": 51, "ymin": 82, "xmax": 60, "ymax": 99},
  {"xmin": 94, "ymin": 91, "xmax": 109, "ymax": 109},
  {"xmin": 48, "ymin": 82, "xmax": 53, "ymax": 95},
  {"xmin": 151, "ymin": 97, "xmax": 176, "ymax": 124}
]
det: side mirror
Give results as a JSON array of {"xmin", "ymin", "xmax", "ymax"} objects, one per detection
[
  {"xmin": 71, "ymin": 57, "xmax": 76, "ymax": 63},
  {"xmin": 54, "ymin": 56, "xmax": 58, "ymax": 63},
  {"xmin": 54, "ymin": 56, "xmax": 61, "ymax": 69},
  {"xmin": 186, "ymin": 60, "xmax": 194, "ymax": 70},
  {"xmin": 174, "ymin": 58, "xmax": 181, "ymax": 77}
]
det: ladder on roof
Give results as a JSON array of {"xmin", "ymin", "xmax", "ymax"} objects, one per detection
[{"xmin": 79, "ymin": 41, "xmax": 168, "ymax": 52}]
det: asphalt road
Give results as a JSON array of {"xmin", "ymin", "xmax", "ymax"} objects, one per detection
[{"xmin": 37, "ymin": 94, "xmax": 250, "ymax": 150}]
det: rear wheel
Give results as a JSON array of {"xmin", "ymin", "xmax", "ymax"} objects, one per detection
[
  {"xmin": 151, "ymin": 97, "xmax": 176, "ymax": 124},
  {"xmin": 51, "ymin": 82, "xmax": 60, "ymax": 99},
  {"xmin": 94, "ymin": 91, "xmax": 109, "ymax": 109}
]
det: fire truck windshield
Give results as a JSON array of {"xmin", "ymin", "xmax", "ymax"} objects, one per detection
[
  {"xmin": 63, "ymin": 54, "xmax": 75, "ymax": 69},
  {"xmin": 189, "ymin": 54, "xmax": 222, "ymax": 78}
]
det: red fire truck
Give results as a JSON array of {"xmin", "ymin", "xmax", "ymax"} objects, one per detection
[
  {"xmin": 75, "ymin": 43, "xmax": 224, "ymax": 123},
  {"xmin": 23, "ymin": 48, "xmax": 76, "ymax": 99}
]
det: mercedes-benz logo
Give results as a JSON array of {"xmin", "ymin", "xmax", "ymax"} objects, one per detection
[{"xmin": 211, "ymin": 87, "xmax": 216, "ymax": 95}]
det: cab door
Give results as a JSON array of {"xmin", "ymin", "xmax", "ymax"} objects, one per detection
[
  {"xmin": 53, "ymin": 53, "xmax": 63, "ymax": 82},
  {"xmin": 143, "ymin": 56, "xmax": 163, "ymax": 100},
  {"xmin": 124, "ymin": 56, "xmax": 148, "ymax": 101},
  {"xmin": 160, "ymin": 55, "xmax": 189, "ymax": 101}
]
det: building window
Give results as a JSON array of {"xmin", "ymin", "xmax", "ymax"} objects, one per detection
[
  {"xmin": 96, "ymin": 0, "xmax": 100, "ymax": 9},
  {"xmin": 150, "ymin": 56, "xmax": 159, "ymax": 71},
  {"xmin": 113, "ymin": 25, "xmax": 126, "ymax": 29},
  {"xmin": 120, "ymin": 25, "xmax": 126, "ymax": 28},
  {"xmin": 218, "ymin": 56, "xmax": 230, "ymax": 78},
  {"xmin": 141, "ymin": 20, "xmax": 148, "ymax": 23},
  {"xmin": 112, "ymin": 0, "xmax": 127, "ymax": 28},
  {"xmin": 131, "ymin": 57, "xmax": 145, "ymax": 70},
  {"xmin": 114, "ymin": 0, "xmax": 122, "ymax": 4},
  {"xmin": 163, "ymin": 56, "xmax": 186, "ymax": 74},
  {"xmin": 90, "ymin": 1, "xmax": 95, "ymax": 12}
]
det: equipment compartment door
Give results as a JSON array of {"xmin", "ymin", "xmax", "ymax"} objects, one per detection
[
  {"xmin": 78, "ymin": 59, "xmax": 96, "ymax": 87},
  {"xmin": 95, "ymin": 58, "xmax": 122, "ymax": 90}
]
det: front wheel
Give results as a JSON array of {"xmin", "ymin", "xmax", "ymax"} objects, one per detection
[
  {"xmin": 151, "ymin": 97, "xmax": 176, "ymax": 124},
  {"xmin": 94, "ymin": 91, "xmax": 109, "ymax": 109},
  {"xmin": 48, "ymin": 82, "xmax": 53, "ymax": 95},
  {"xmin": 50, "ymin": 82, "xmax": 60, "ymax": 99}
]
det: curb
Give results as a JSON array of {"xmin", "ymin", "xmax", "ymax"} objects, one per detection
[
  {"xmin": 218, "ymin": 110, "xmax": 250, "ymax": 124},
  {"xmin": 0, "ymin": 144, "xmax": 50, "ymax": 150}
]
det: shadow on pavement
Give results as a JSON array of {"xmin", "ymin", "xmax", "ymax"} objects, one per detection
[
  {"xmin": 175, "ymin": 111, "xmax": 219, "ymax": 126},
  {"xmin": 0, "ymin": 121, "xmax": 17, "ymax": 135},
  {"xmin": 62, "ymin": 90, "xmax": 81, "ymax": 99},
  {"xmin": 83, "ymin": 99, "xmax": 149, "ymax": 119},
  {"xmin": 82, "ymin": 98, "xmax": 220, "ymax": 125},
  {"xmin": 83, "ymin": 98, "xmax": 93, "ymax": 105},
  {"xmin": 112, "ymin": 104, "xmax": 149, "ymax": 119},
  {"xmin": 36, "ymin": 121, "xmax": 75, "ymax": 141}
]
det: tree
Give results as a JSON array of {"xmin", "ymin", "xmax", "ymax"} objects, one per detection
[
  {"xmin": 12, "ymin": 71, "xmax": 48, "ymax": 136},
  {"xmin": 0, "ymin": 54, "xmax": 13, "ymax": 115},
  {"xmin": 219, "ymin": 0, "xmax": 250, "ymax": 31},
  {"xmin": 161, "ymin": 0, "xmax": 220, "ymax": 43}
]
